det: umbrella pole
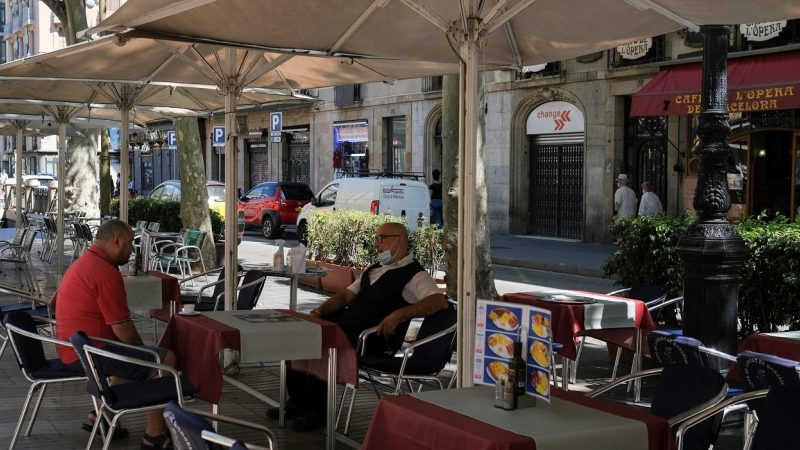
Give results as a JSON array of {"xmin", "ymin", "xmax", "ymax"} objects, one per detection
[
  {"xmin": 56, "ymin": 121, "xmax": 66, "ymax": 282},
  {"xmin": 120, "ymin": 108, "xmax": 130, "ymax": 224},
  {"xmin": 223, "ymin": 48, "xmax": 239, "ymax": 314},
  {"xmin": 456, "ymin": 16, "xmax": 480, "ymax": 389},
  {"xmin": 14, "ymin": 126, "xmax": 23, "ymax": 230}
]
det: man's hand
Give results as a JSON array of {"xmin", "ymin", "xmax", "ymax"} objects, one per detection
[{"xmin": 376, "ymin": 311, "xmax": 403, "ymax": 337}]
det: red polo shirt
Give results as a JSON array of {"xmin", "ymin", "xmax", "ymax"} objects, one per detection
[{"xmin": 55, "ymin": 245, "xmax": 130, "ymax": 364}]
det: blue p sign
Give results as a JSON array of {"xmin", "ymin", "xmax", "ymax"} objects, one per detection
[
  {"xmin": 270, "ymin": 112, "xmax": 283, "ymax": 134},
  {"xmin": 167, "ymin": 131, "xmax": 176, "ymax": 148},
  {"xmin": 212, "ymin": 126, "xmax": 225, "ymax": 146}
]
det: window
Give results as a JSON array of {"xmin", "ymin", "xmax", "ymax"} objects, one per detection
[
  {"xmin": 384, "ymin": 117, "xmax": 407, "ymax": 173},
  {"xmin": 318, "ymin": 183, "xmax": 339, "ymax": 207},
  {"xmin": 149, "ymin": 186, "xmax": 165, "ymax": 199},
  {"xmin": 261, "ymin": 183, "xmax": 277, "ymax": 198},
  {"xmin": 162, "ymin": 185, "xmax": 176, "ymax": 201},
  {"xmin": 245, "ymin": 186, "xmax": 265, "ymax": 200},
  {"xmin": 207, "ymin": 185, "xmax": 224, "ymax": 200}
]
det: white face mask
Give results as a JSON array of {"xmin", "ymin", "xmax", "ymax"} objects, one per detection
[{"xmin": 377, "ymin": 238, "xmax": 399, "ymax": 265}]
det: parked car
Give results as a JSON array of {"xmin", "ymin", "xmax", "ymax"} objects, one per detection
[
  {"xmin": 297, "ymin": 176, "xmax": 430, "ymax": 244},
  {"xmin": 239, "ymin": 181, "xmax": 314, "ymax": 239},
  {"xmin": 147, "ymin": 179, "xmax": 244, "ymax": 244}
]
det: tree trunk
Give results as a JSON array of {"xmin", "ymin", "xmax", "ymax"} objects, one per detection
[
  {"xmin": 174, "ymin": 116, "xmax": 216, "ymax": 269},
  {"xmin": 442, "ymin": 73, "xmax": 499, "ymax": 301},
  {"xmin": 64, "ymin": 0, "xmax": 88, "ymax": 45},
  {"xmin": 64, "ymin": 130, "xmax": 100, "ymax": 218},
  {"xmin": 98, "ymin": 128, "xmax": 111, "ymax": 216}
]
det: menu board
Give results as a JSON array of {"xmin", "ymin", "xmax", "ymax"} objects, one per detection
[
  {"xmin": 474, "ymin": 300, "xmax": 554, "ymax": 403},
  {"xmin": 140, "ymin": 230, "xmax": 151, "ymax": 272}
]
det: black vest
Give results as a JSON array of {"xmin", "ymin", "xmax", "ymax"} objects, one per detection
[{"xmin": 344, "ymin": 259, "xmax": 425, "ymax": 326}]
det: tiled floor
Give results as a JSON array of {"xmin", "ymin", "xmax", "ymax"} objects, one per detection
[{"xmin": 0, "ymin": 234, "xmax": 746, "ymax": 449}]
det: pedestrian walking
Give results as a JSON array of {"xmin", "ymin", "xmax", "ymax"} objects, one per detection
[
  {"xmin": 429, "ymin": 169, "xmax": 443, "ymax": 227},
  {"xmin": 613, "ymin": 174, "xmax": 637, "ymax": 221},
  {"xmin": 638, "ymin": 181, "xmax": 663, "ymax": 216}
]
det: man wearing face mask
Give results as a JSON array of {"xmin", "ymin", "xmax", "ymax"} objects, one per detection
[{"xmin": 269, "ymin": 222, "xmax": 448, "ymax": 431}]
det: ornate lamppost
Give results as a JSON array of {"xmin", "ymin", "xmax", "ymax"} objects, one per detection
[{"xmin": 675, "ymin": 25, "xmax": 749, "ymax": 366}]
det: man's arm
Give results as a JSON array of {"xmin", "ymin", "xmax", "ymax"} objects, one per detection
[
  {"xmin": 309, "ymin": 288, "xmax": 357, "ymax": 318},
  {"xmin": 376, "ymin": 293, "xmax": 448, "ymax": 337},
  {"xmin": 110, "ymin": 320, "xmax": 144, "ymax": 346}
]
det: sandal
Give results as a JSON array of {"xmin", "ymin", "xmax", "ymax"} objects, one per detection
[
  {"xmin": 81, "ymin": 410, "xmax": 130, "ymax": 439},
  {"xmin": 141, "ymin": 432, "xmax": 173, "ymax": 450}
]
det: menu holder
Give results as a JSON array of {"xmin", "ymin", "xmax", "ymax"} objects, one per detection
[
  {"xmin": 140, "ymin": 230, "xmax": 151, "ymax": 273},
  {"xmin": 474, "ymin": 299, "xmax": 553, "ymax": 404}
]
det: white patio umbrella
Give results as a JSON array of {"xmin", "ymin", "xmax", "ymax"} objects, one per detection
[
  {"xmin": 86, "ymin": 0, "xmax": 800, "ymax": 394},
  {"xmin": 0, "ymin": 99, "xmax": 199, "ymax": 281},
  {"xmin": 0, "ymin": 29, "xmax": 469, "ymax": 347}
]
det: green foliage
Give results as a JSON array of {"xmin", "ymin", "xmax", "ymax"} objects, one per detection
[
  {"xmin": 736, "ymin": 213, "xmax": 800, "ymax": 334},
  {"xmin": 409, "ymin": 224, "xmax": 444, "ymax": 277},
  {"xmin": 306, "ymin": 210, "xmax": 402, "ymax": 267},
  {"xmin": 111, "ymin": 198, "xmax": 223, "ymax": 238},
  {"xmin": 604, "ymin": 211, "xmax": 800, "ymax": 335},
  {"xmin": 602, "ymin": 213, "xmax": 694, "ymax": 297}
]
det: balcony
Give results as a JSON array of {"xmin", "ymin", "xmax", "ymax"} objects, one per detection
[
  {"xmin": 13, "ymin": 14, "xmax": 22, "ymax": 31},
  {"xmin": 3, "ymin": 23, "xmax": 12, "ymax": 36},
  {"xmin": 22, "ymin": 7, "xmax": 35, "ymax": 27}
]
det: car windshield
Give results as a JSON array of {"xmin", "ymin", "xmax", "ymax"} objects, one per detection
[
  {"xmin": 207, "ymin": 185, "xmax": 225, "ymax": 200},
  {"xmin": 282, "ymin": 184, "xmax": 313, "ymax": 200}
]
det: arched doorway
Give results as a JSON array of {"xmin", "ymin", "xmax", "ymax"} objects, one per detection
[
  {"xmin": 526, "ymin": 101, "xmax": 585, "ymax": 239},
  {"xmin": 728, "ymin": 129, "xmax": 800, "ymax": 221}
]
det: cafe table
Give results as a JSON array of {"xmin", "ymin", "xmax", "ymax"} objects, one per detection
[
  {"xmin": 243, "ymin": 264, "xmax": 328, "ymax": 310},
  {"xmin": 727, "ymin": 330, "xmax": 800, "ymax": 381},
  {"xmin": 122, "ymin": 272, "xmax": 171, "ymax": 310},
  {"xmin": 502, "ymin": 290, "xmax": 655, "ymax": 398},
  {"xmin": 158, "ymin": 308, "xmax": 357, "ymax": 450},
  {"xmin": 362, "ymin": 386, "xmax": 672, "ymax": 450}
]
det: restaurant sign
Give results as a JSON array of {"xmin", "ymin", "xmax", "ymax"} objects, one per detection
[
  {"xmin": 617, "ymin": 38, "xmax": 652, "ymax": 60},
  {"xmin": 674, "ymin": 86, "xmax": 795, "ymax": 115},
  {"xmin": 741, "ymin": 21, "xmax": 786, "ymax": 42}
]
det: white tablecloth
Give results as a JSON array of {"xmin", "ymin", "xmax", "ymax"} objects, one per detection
[{"xmin": 123, "ymin": 273, "xmax": 163, "ymax": 310}]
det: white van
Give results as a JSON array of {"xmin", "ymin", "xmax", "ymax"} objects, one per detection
[{"xmin": 297, "ymin": 176, "xmax": 431, "ymax": 240}]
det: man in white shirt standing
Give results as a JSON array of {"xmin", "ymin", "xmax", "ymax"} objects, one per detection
[
  {"xmin": 613, "ymin": 174, "xmax": 637, "ymax": 220},
  {"xmin": 638, "ymin": 181, "xmax": 663, "ymax": 216}
]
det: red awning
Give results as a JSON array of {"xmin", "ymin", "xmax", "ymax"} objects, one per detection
[{"xmin": 631, "ymin": 51, "xmax": 800, "ymax": 116}]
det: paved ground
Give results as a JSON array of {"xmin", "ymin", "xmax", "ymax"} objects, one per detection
[{"xmin": 0, "ymin": 226, "xmax": 745, "ymax": 449}]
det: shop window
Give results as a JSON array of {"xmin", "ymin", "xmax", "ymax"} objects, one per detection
[
  {"xmin": 334, "ymin": 122, "xmax": 369, "ymax": 178},
  {"xmin": 423, "ymin": 77, "xmax": 443, "ymax": 92},
  {"xmin": 384, "ymin": 117, "xmax": 406, "ymax": 174}
]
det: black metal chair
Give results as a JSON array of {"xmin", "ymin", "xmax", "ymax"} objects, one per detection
[
  {"xmin": 675, "ymin": 385, "xmax": 800, "ymax": 450},
  {"xmin": 182, "ymin": 265, "xmax": 245, "ymax": 312},
  {"xmin": 337, "ymin": 306, "xmax": 457, "ymax": 433},
  {"xmin": 588, "ymin": 364, "xmax": 727, "ymax": 450},
  {"xmin": 164, "ymin": 400, "xmax": 277, "ymax": 450},
  {"xmin": 69, "ymin": 331, "xmax": 199, "ymax": 450},
  {"xmin": 233, "ymin": 270, "xmax": 267, "ymax": 311},
  {"xmin": 0, "ymin": 288, "xmax": 53, "ymax": 359},
  {"xmin": 3, "ymin": 312, "xmax": 85, "ymax": 450}
]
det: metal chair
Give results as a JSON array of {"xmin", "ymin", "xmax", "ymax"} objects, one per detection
[
  {"xmin": 183, "ymin": 265, "xmax": 245, "ymax": 312},
  {"xmin": 337, "ymin": 307, "xmax": 457, "ymax": 433},
  {"xmin": 69, "ymin": 331, "xmax": 199, "ymax": 450},
  {"xmin": 234, "ymin": 270, "xmax": 267, "ymax": 310},
  {"xmin": 3, "ymin": 312, "xmax": 85, "ymax": 450},
  {"xmin": 0, "ymin": 228, "xmax": 38, "ymax": 292},
  {"xmin": 153, "ymin": 229, "xmax": 207, "ymax": 279},
  {"xmin": 676, "ymin": 385, "xmax": 800, "ymax": 450},
  {"xmin": 588, "ymin": 364, "xmax": 728, "ymax": 450},
  {"xmin": 0, "ymin": 287, "xmax": 52, "ymax": 359},
  {"xmin": 164, "ymin": 400, "xmax": 277, "ymax": 450}
]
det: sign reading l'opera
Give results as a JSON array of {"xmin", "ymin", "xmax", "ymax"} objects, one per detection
[
  {"xmin": 741, "ymin": 21, "xmax": 786, "ymax": 42},
  {"xmin": 617, "ymin": 38, "xmax": 652, "ymax": 60}
]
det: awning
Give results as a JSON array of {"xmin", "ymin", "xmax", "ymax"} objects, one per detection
[{"xmin": 631, "ymin": 51, "xmax": 800, "ymax": 116}]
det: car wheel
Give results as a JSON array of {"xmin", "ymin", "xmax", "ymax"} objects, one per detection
[
  {"xmin": 262, "ymin": 216, "xmax": 277, "ymax": 239},
  {"xmin": 297, "ymin": 220, "xmax": 308, "ymax": 246}
]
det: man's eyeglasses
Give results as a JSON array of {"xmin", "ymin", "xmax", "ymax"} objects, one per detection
[{"xmin": 374, "ymin": 234, "xmax": 401, "ymax": 244}]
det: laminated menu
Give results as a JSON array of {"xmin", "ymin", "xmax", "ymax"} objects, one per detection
[{"xmin": 474, "ymin": 299, "xmax": 554, "ymax": 403}]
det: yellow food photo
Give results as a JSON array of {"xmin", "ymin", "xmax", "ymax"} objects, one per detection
[
  {"xmin": 487, "ymin": 360, "xmax": 510, "ymax": 382},
  {"xmin": 487, "ymin": 333, "xmax": 514, "ymax": 359},
  {"xmin": 531, "ymin": 313, "xmax": 551, "ymax": 338},
  {"xmin": 530, "ymin": 370, "xmax": 550, "ymax": 396},
  {"xmin": 488, "ymin": 307, "xmax": 520, "ymax": 331},
  {"xmin": 529, "ymin": 340, "xmax": 549, "ymax": 367}
]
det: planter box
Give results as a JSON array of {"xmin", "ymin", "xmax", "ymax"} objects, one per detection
[
  {"xmin": 298, "ymin": 260, "xmax": 323, "ymax": 290},
  {"xmin": 316, "ymin": 261, "xmax": 355, "ymax": 294}
]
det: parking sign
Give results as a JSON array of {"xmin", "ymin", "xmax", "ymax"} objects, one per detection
[
  {"xmin": 270, "ymin": 112, "xmax": 283, "ymax": 135},
  {"xmin": 167, "ymin": 131, "xmax": 176, "ymax": 148},
  {"xmin": 212, "ymin": 126, "xmax": 225, "ymax": 146}
]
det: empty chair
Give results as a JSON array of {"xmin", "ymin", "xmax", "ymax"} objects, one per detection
[
  {"xmin": 0, "ymin": 228, "xmax": 39, "ymax": 292},
  {"xmin": 3, "ymin": 312, "xmax": 85, "ymax": 450},
  {"xmin": 0, "ymin": 288, "xmax": 52, "ymax": 359},
  {"xmin": 182, "ymin": 265, "xmax": 245, "ymax": 312},
  {"xmin": 588, "ymin": 364, "xmax": 727, "ymax": 450},
  {"xmin": 234, "ymin": 270, "xmax": 267, "ymax": 310},
  {"xmin": 676, "ymin": 385, "xmax": 800, "ymax": 450},
  {"xmin": 69, "ymin": 331, "xmax": 199, "ymax": 450},
  {"xmin": 164, "ymin": 400, "xmax": 278, "ymax": 450}
]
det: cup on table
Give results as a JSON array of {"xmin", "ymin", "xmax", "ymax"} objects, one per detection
[{"xmin": 182, "ymin": 304, "xmax": 195, "ymax": 314}]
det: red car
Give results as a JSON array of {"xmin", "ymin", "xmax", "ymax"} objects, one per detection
[{"xmin": 239, "ymin": 182, "xmax": 314, "ymax": 239}]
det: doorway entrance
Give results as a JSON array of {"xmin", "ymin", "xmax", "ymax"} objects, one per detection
[
  {"xmin": 528, "ymin": 138, "xmax": 584, "ymax": 239},
  {"xmin": 728, "ymin": 129, "xmax": 800, "ymax": 221}
]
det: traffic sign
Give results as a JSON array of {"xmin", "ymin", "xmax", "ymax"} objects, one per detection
[
  {"xmin": 167, "ymin": 131, "xmax": 176, "ymax": 148},
  {"xmin": 212, "ymin": 126, "xmax": 225, "ymax": 146},
  {"xmin": 270, "ymin": 112, "xmax": 283, "ymax": 134}
]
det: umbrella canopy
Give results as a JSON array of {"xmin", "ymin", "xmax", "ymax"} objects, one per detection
[
  {"xmin": 86, "ymin": 0, "xmax": 800, "ymax": 67},
  {"xmin": 84, "ymin": 0, "xmax": 800, "ymax": 407},
  {"xmin": 0, "ymin": 122, "xmax": 45, "ymax": 138}
]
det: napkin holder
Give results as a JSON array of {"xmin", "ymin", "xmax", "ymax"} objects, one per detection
[{"xmin": 288, "ymin": 244, "xmax": 307, "ymax": 274}]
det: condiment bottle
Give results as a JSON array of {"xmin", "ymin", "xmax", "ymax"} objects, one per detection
[
  {"xmin": 510, "ymin": 341, "xmax": 526, "ymax": 402},
  {"xmin": 502, "ymin": 372, "xmax": 515, "ymax": 410}
]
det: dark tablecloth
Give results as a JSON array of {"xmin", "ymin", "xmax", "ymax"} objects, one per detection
[{"xmin": 146, "ymin": 271, "xmax": 181, "ymax": 322}]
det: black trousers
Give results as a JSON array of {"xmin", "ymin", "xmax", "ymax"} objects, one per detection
[{"xmin": 286, "ymin": 310, "xmax": 397, "ymax": 415}]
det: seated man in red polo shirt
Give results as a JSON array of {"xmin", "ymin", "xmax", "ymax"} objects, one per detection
[
  {"xmin": 267, "ymin": 222, "xmax": 448, "ymax": 432},
  {"xmin": 55, "ymin": 219, "xmax": 177, "ymax": 450}
]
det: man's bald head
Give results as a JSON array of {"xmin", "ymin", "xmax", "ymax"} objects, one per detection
[{"xmin": 94, "ymin": 219, "xmax": 134, "ymax": 265}]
